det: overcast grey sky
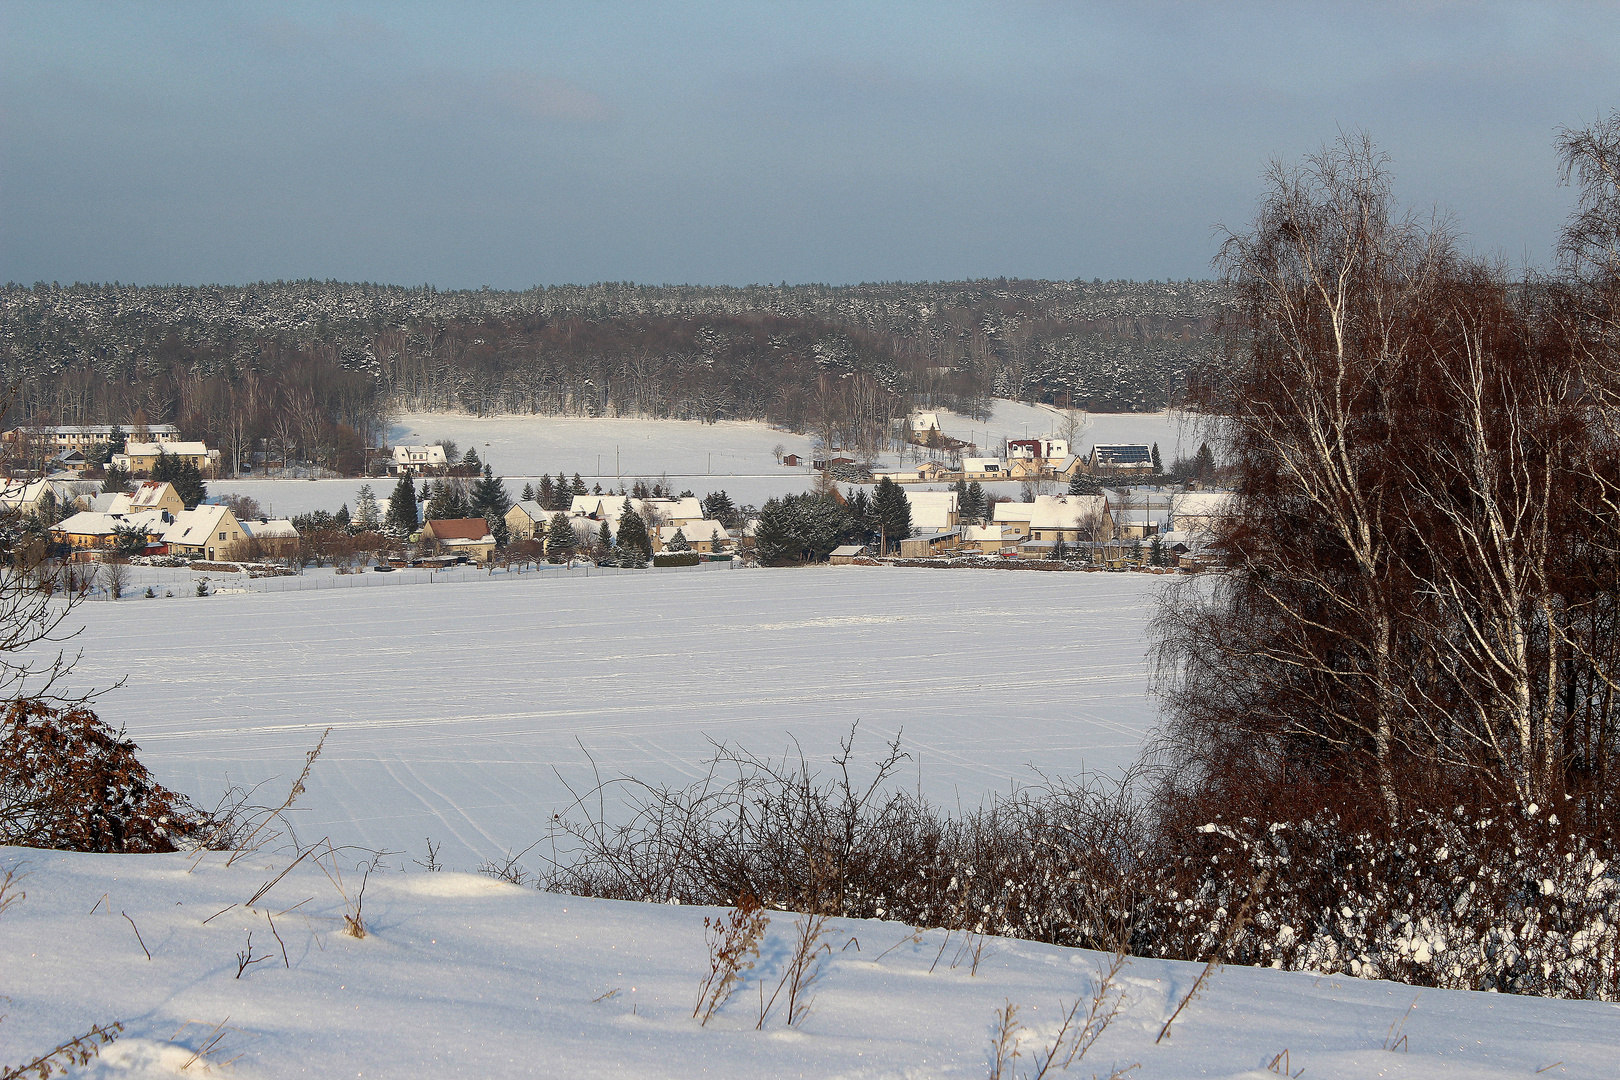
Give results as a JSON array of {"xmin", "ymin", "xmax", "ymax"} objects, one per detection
[{"xmin": 2, "ymin": 2, "xmax": 1615, "ymax": 288}]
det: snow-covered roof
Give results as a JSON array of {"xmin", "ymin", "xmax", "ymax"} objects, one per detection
[
  {"xmin": 641, "ymin": 497, "xmax": 703, "ymax": 522},
  {"xmin": 126, "ymin": 441, "xmax": 212, "ymax": 457},
  {"xmin": 994, "ymin": 494, "xmax": 1109, "ymax": 529},
  {"xmin": 394, "ymin": 445, "xmax": 449, "ymax": 466},
  {"xmin": 1170, "ymin": 491, "xmax": 1235, "ymax": 519},
  {"xmin": 904, "ymin": 490, "xmax": 958, "ymax": 530},
  {"xmin": 508, "ymin": 500, "xmax": 547, "ymax": 522},
  {"xmin": 656, "ymin": 520, "xmax": 727, "ymax": 543},
  {"xmin": 830, "ymin": 544, "xmax": 866, "ymax": 556},
  {"xmin": 161, "ymin": 504, "xmax": 234, "ymax": 545},
  {"xmin": 240, "ymin": 518, "xmax": 299, "ymax": 540}
]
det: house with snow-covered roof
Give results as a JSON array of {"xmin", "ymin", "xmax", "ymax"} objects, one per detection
[
  {"xmin": 1169, "ymin": 491, "xmax": 1235, "ymax": 535},
  {"xmin": 654, "ymin": 521, "xmax": 729, "ymax": 554},
  {"xmin": 420, "ymin": 518, "xmax": 496, "ymax": 563},
  {"xmin": 993, "ymin": 494, "xmax": 1113, "ymax": 543},
  {"xmin": 108, "ymin": 481, "xmax": 184, "ymax": 517},
  {"xmin": 160, "ymin": 504, "xmax": 245, "ymax": 561},
  {"xmin": 904, "ymin": 490, "xmax": 959, "ymax": 531},
  {"xmin": 391, "ymin": 445, "xmax": 449, "ymax": 475}
]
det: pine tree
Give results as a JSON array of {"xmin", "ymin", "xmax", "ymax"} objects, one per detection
[
  {"xmin": 521, "ymin": 482, "xmax": 536, "ymax": 502},
  {"xmin": 1151, "ymin": 443, "xmax": 1163, "ymax": 475},
  {"xmin": 709, "ymin": 526, "xmax": 725, "ymax": 551},
  {"xmin": 354, "ymin": 484, "xmax": 380, "ymax": 532},
  {"xmin": 101, "ymin": 465, "xmax": 132, "ymax": 494},
  {"xmin": 872, "ymin": 477, "xmax": 912, "ymax": 555},
  {"xmin": 615, "ymin": 499, "xmax": 652, "ymax": 561},
  {"xmin": 596, "ymin": 519, "xmax": 612, "ymax": 556},
  {"xmin": 470, "ymin": 464, "xmax": 513, "ymax": 545},
  {"xmin": 1068, "ymin": 470, "xmax": 1102, "ymax": 496},
  {"xmin": 1193, "ymin": 442, "xmax": 1215, "ymax": 481},
  {"xmin": 666, "ymin": 528, "xmax": 690, "ymax": 551},
  {"xmin": 1149, "ymin": 535, "xmax": 1165, "ymax": 567},
  {"xmin": 964, "ymin": 481, "xmax": 987, "ymax": 524},
  {"xmin": 335, "ymin": 504, "xmax": 351, "ymax": 530},
  {"xmin": 461, "ymin": 447, "xmax": 482, "ymax": 476},
  {"xmin": 545, "ymin": 512, "xmax": 577, "ymax": 561},
  {"xmin": 385, "ymin": 473, "xmax": 419, "ymax": 537},
  {"xmin": 701, "ymin": 490, "xmax": 737, "ymax": 528},
  {"xmin": 571, "ymin": 473, "xmax": 587, "ymax": 496},
  {"xmin": 538, "ymin": 474, "xmax": 557, "ymax": 511},
  {"xmin": 554, "ymin": 472, "xmax": 570, "ymax": 505}
]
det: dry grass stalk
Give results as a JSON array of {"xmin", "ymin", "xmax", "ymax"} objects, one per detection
[
  {"xmin": 222, "ymin": 727, "xmax": 330, "ymax": 867},
  {"xmin": 122, "ymin": 910, "xmax": 151, "ymax": 960},
  {"xmin": 694, "ymin": 892, "xmax": 768, "ymax": 1025},
  {"xmin": 1383, "ymin": 995, "xmax": 1418, "ymax": 1052},
  {"xmin": 757, "ymin": 913, "xmax": 834, "ymax": 1029},
  {"xmin": 313, "ymin": 841, "xmax": 376, "ymax": 939},
  {"xmin": 171, "ymin": 1017, "xmax": 249, "ymax": 1072},
  {"xmin": 1, "ymin": 1022, "xmax": 123, "ymax": 1080},
  {"xmin": 1021, "ymin": 948, "xmax": 1132, "ymax": 1080},
  {"xmin": 1156, "ymin": 870, "xmax": 1269, "ymax": 1044},
  {"xmin": 1267, "ymin": 1048, "xmax": 1303, "ymax": 1076},
  {"xmin": 234, "ymin": 932, "xmax": 269, "ymax": 978},
  {"xmin": 987, "ymin": 1000, "xmax": 1022, "ymax": 1080}
]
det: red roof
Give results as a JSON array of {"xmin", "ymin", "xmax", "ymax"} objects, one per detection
[{"xmin": 423, "ymin": 518, "xmax": 492, "ymax": 541}]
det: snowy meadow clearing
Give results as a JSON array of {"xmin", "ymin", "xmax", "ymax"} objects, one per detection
[
  {"xmin": 4, "ymin": 848, "xmax": 1611, "ymax": 1080},
  {"xmin": 209, "ymin": 402, "xmax": 1203, "ymax": 519},
  {"xmin": 55, "ymin": 566, "xmax": 1164, "ymax": 870},
  {"xmin": 10, "ymin": 565, "xmax": 1619, "ymax": 1077}
]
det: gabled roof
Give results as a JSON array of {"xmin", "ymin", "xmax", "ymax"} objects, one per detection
[
  {"xmin": 424, "ymin": 518, "xmax": 495, "ymax": 542},
  {"xmin": 240, "ymin": 518, "xmax": 298, "ymax": 539},
  {"xmin": 125, "ymin": 441, "xmax": 211, "ymax": 456},
  {"xmin": 994, "ymin": 494, "xmax": 1110, "ymax": 529},
  {"xmin": 160, "ymin": 504, "xmax": 234, "ymax": 545},
  {"xmin": 507, "ymin": 500, "xmax": 547, "ymax": 522},
  {"xmin": 656, "ymin": 520, "xmax": 727, "ymax": 542}
]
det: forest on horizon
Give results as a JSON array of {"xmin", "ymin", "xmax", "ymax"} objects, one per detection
[{"xmin": 0, "ymin": 277, "xmax": 1223, "ymax": 472}]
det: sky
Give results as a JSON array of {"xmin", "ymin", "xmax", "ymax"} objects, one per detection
[{"xmin": 2, "ymin": 1, "xmax": 1616, "ymax": 289}]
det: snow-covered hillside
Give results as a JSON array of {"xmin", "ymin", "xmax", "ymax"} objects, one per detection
[
  {"xmin": 58, "ymin": 567, "xmax": 1164, "ymax": 870},
  {"xmin": 4, "ymin": 848, "xmax": 1610, "ymax": 1079}
]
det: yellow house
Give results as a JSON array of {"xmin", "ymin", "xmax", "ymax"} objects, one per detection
[
  {"xmin": 161, "ymin": 504, "xmax": 245, "ymax": 560},
  {"xmin": 114, "ymin": 442, "xmax": 220, "ymax": 476},
  {"xmin": 993, "ymin": 494, "xmax": 1113, "ymax": 542},
  {"xmin": 420, "ymin": 518, "xmax": 497, "ymax": 563},
  {"xmin": 109, "ymin": 481, "xmax": 185, "ymax": 517}
]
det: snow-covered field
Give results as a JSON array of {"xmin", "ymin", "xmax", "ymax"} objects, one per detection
[
  {"xmin": 4, "ymin": 848, "xmax": 1610, "ymax": 1079},
  {"xmin": 58, "ymin": 567, "xmax": 1163, "ymax": 870},
  {"xmin": 210, "ymin": 401, "xmax": 1211, "ymax": 518}
]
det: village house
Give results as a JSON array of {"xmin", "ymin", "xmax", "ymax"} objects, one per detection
[
  {"xmin": 113, "ymin": 441, "xmax": 220, "ymax": 476},
  {"xmin": 237, "ymin": 518, "xmax": 301, "ymax": 559},
  {"xmin": 2, "ymin": 424, "xmax": 179, "ymax": 452},
  {"xmin": 161, "ymin": 504, "xmax": 246, "ymax": 561},
  {"xmin": 870, "ymin": 461, "xmax": 953, "ymax": 483},
  {"xmin": 904, "ymin": 490, "xmax": 960, "ymax": 531},
  {"xmin": 391, "ymin": 445, "xmax": 449, "ymax": 475},
  {"xmin": 959, "ymin": 457, "xmax": 1006, "ymax": 480},
  {"xmin": 505, "ymin": 500, "xmax": 547, "ymax": 542},
  {"xmin": 1168, "ymin": 491, "xmax": 1235, "ymax": 535},
  {"xmin": 828, "ymin": 544, "xmax": 867, "ymax": 565},
  {"xmin": 908, "ymin": 412, "xmax": 941, "ymax": 435},
  {"xmin": 993, "ymin": 494, "xmax": 1114, "ymax": 543},
  {"xmin": 49, "ymin": 508, "xmax": 172, "ymax": 556},
  {"xmin": 654, "ymin": 520, "xmax": 730, "ymax": 554},
  {"xmin": 1089, "ymin": 443, "xmax": 1153, "ymax": 471},
  {"xmin": 419, "ymin": 518, "xmax": 496, "ymax": 563},
  {"xmin": 109, "ymin": 480, "xmax": 186, "ymax": 517}
]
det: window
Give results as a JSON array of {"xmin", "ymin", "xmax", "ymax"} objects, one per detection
[{"xmin": 219, "ymin": 532, "xmax": 226, "ymax": 541}]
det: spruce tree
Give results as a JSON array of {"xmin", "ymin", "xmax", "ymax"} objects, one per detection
[
  {"xmin": 666, "ymin": 528, "xmax": 690, "ymax": 551},
  {"xmin": 615, "ymin": 499, "xmax": 652, "ymax": 561},
  {"xmin": 596, "ymin": 519, "xmax": 612, "ymax": 556},
  {"xmin": 354, "ymin": 484, "xmax": 380, "ymax": 532},
  {"xmin": 571, "ymin": 473, "xmax": 587, "ymax": 496},
  {"xmin": 538, "ymin": 474, "xmax": 557, "ymax": 510},
  {"xmin": 1068, "ymin": 470, "xmax": 1102, "ymax": 496},
  {"xmin": 470, "ymin": 464, "xmax": 513, "ymax": 545},
  {"xmin": 385, "ymin": 473, "xmax": 419, "ymax": 536},
  {"xmin": 1151, "ymin": 442, "xmax": 1163, "ymax": 475},
  {"xmin": 964, "ymin": 481, "xmax": 987, "ymax": 523},
  {"xmin": 872, "ymin": 477, "xmax": 912, "ymax": 554},
  {"xmin": 555, "ymin": 472, "xmax": 570, "ymax": 505},
  {"xmin": 461, "ymin": 447, "xmax": 482, "ymax": 476},
  {"xmin": 701, "ymin": 490, "xmax": 737, "ymax": 529},
  {"xmin": 101, "ymin": 465, "xmax": 132, "ymax": 494},
  {"xmin": 335, "ymin": 505, "xmax": 351, "ymax": 530},
  {"xmin": 521, "ymin": 482, "xmax": 536, "ymax": 503},
  {"xmin": 1149, "ymin": 535, "xmax": 1165, "ymax": 567},
  {"xmin": 1193, "ymin": 442, "xmax": 1215, "ymax": 481},
  {"xmin": 545, "ymin": 512, "xmax": 577, "ymax": 561}
]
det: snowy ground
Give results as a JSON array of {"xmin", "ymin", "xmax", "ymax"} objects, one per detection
[
  {"xmin": 210, "ymin": 401, "xmax": 1212, "ymax": 519},
  {"xmin": 4, "ymin": 848, "xmax": 1611, "ymax": 1080},
  {"xmin": 55, "ymin": 567, "xmax": 1165, "ymax": 870}
]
